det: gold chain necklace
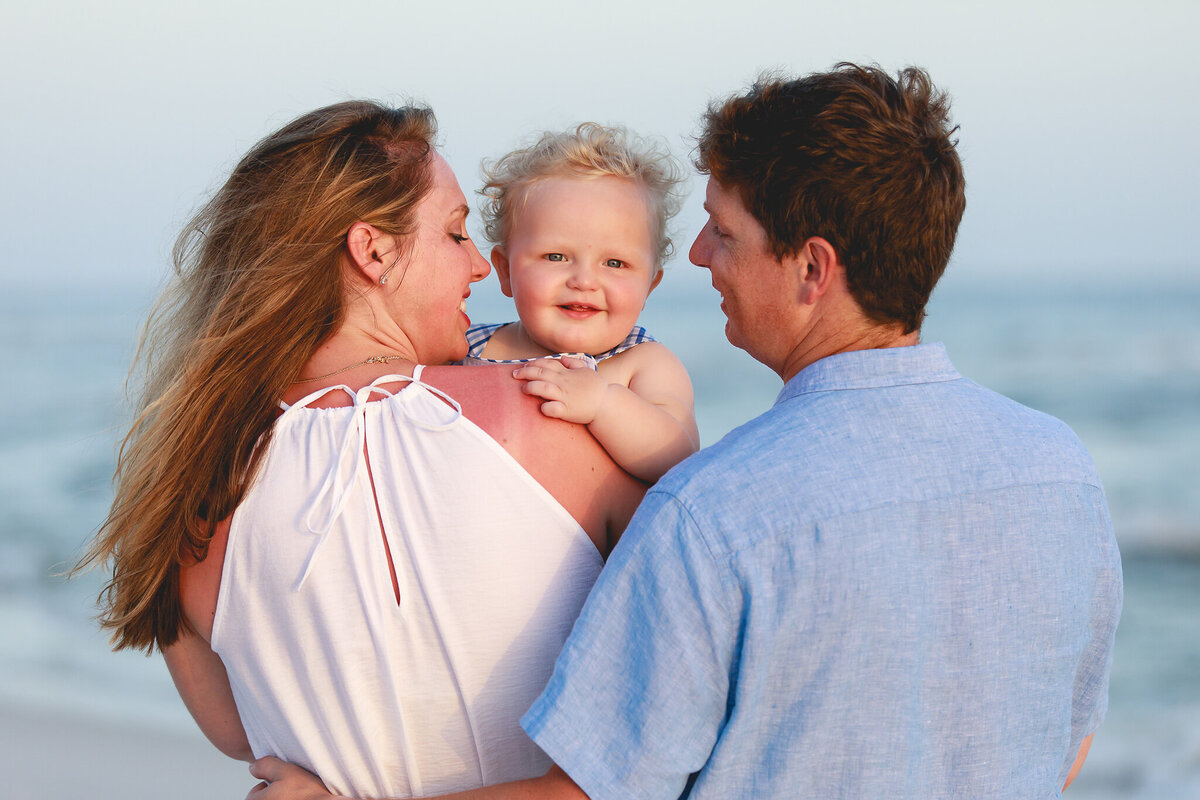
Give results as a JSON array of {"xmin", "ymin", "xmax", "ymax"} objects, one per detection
[{"xmin": 294, "ymin": 355, "xmax": 409, "ymax": 384}]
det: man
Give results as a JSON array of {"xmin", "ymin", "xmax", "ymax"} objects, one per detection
[{"xmin": 256, "ymin": 63, "xmax": 1121, "ymax": 800}]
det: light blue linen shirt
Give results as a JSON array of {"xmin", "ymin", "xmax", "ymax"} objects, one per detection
[{"xmin": 523, "ymin": 343, "xmax": 1122, "ymax": 799}]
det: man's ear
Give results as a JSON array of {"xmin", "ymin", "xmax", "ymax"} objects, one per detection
[
  {"xmin": 794, "ymin": 236, "xmax": 842, "ymax": 305},
  {"xmin": 345, "ymin": 222, "xmax": 396, "ymax": 284},
  {"xmin": 491, "ymin": 246, "xmax": 514, "ymax": 298}
]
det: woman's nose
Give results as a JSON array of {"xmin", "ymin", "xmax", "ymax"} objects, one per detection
[{"xmin": 469, "ymin": 242, "xmax": 491, "ymax": 282}]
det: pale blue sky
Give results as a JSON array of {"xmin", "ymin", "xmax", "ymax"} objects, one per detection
[{"xmin": 3, "ymin": 0, "xmax": 1197, "ymax": 294}]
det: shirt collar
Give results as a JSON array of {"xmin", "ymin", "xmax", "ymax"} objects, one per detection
[{"xmin": 775, "ymin": 342, "xmax": 960, "ymax": 406}]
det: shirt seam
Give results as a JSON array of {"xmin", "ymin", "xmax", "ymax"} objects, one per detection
[
  {"xmin": 646, "ymin": 488, "xmax": 738, "ymax": 622},
  {"xmin": 690, "ymin": 477, "xmax": 1109, "ymax": 561},
  {"xmin": 777, "ymin": 373, "xmax": 963, "ymax": 403}
]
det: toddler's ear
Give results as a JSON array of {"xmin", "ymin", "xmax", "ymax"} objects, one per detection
[
  {"xmin": 491, "ymin": 246, "xmax": 514, "ymax": 298},
  {"xmin": 649, "ymin": 269, "xmax": 664, "ymax": 293}
]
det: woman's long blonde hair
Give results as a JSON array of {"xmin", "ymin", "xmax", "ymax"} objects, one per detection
[{"xmin": 80, "ymin": 101, "xmax": 438, "ymax": 652}]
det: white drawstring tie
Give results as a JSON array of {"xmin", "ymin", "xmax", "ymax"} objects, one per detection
[{"xmin": 285, "ymin": 370, "xmax": 462, "ymax": 591}]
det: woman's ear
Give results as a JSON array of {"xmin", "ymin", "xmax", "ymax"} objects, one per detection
[
  {"xmin": 346, "ymin": 222, "xmax": 398, "ymax": 285},
  {"xmin": 491, "ymin": 246, "xmax": 514, "ymax": 298}
]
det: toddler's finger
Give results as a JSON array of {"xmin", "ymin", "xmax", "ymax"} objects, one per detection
[
  {"xmin": 539, "ymin": 400, "xmax": 568, "ymax": 419},
  {"xmin": 513, "ymin": 362, "xmax": 562, "ymax": 382},
  {"xmin": 557, "ymin": 355, "xmax": 592, "ymax": 370},
  {"xmin": 521, "ymin": 380, "xmax": 563, "ymax": 403}
]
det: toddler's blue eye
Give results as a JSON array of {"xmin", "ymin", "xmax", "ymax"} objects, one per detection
[
  {"xmin": 546, "ymin": 253, "xmax": 565, "ymax": 262},
  {"xmin": 604, "ymin": 259, "xmax": 625, "ymax": 268}
]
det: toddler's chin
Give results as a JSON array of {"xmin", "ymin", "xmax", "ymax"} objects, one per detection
[
  {"xmin": 533, "ymin": 330, "xmax": 625, "ymax": 358},
  {"xmin": 547, "ymin": 340, "xmax": 610, "ymax": 357}
]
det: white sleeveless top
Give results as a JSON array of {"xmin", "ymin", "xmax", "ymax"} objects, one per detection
[{"xmin": 211, "ymin": 369, "xmax": 603, "ymax": 799}]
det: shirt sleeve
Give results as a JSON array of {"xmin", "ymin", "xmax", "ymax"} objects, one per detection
[
  {"xmin": 1060, "ymin": 495, "xmax": 1123, "ymax": 784},
  {"xmin": 521, "ymin": 488, "xmax": 735, "ymax": 800}
]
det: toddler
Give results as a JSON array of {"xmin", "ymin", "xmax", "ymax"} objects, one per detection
[{"xmin": 468, "ymin": 123, "xmax": 698, "ymax": 482}]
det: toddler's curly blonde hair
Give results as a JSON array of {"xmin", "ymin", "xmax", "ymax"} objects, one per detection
[{"xmin": 480, "ymin": 122, "xmax": 686, "ymax": 269}]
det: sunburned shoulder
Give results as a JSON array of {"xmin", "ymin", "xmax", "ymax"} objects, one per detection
[
  {"xmin": 421, "ymin": 361, "xmax": 519, "ymax": 394},
  {"xmin": 420, "ymin": 362, "xmax": 537, "ymax": 423},
  {"xmin": 423, "ymin": 362, "xmax": 645, "ymax": 551},
  {"xmin": 420, "ymin": 363, "xmax": 603, "ymax": 448}
]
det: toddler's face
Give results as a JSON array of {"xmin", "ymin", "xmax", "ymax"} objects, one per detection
[{"xmin": 493, "ymin": 175, "xmax": 661, "ymax": 356}]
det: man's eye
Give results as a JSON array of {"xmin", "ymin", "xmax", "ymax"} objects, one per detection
[
  {"xmin": 604, "ymin": 258, "xmax": 625, "ymax": 268},
  {"xmin": 546, "ymin": 253, "xmax": 565, "ymax": 262}
]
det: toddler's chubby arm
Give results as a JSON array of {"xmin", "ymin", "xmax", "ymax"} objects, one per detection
[{"xmin": 513, "ymin": 342, "xmax": 699, "ymax": 483}]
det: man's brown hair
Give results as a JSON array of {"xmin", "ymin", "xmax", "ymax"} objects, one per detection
[{"xmin": 696, "ymin": 63, "xmax": 966, "ymax": 333}]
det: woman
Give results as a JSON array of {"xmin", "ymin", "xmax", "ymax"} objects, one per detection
[{"xmin": 81, "ymin": 101, "xmax": 644, "ymax": 798}]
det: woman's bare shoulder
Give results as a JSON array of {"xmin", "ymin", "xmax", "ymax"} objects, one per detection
[
  {"xmin": 421, "ymin": 363, "xmax": 613, "ymax": 467},
  {"xmin": 421, "ymin": 363, "xmax": 646, "ymax": 551}
]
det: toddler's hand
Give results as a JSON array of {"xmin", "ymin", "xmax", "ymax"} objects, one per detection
[{"xmin": 513, "ymin": 357, "xmax": 609, "ymax": 425}]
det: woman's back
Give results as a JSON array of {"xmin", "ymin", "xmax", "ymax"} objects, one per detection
[{"xmin": 185, "ymin": 366, "xmax": 643, "ymax": 797}]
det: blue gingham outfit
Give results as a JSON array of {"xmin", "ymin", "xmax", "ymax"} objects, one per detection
[{"xmin": 461, "ymin": 323, "xmax": 656, "ymax": 369}]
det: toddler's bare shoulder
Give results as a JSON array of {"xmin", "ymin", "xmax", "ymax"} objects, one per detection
[{"xmin": 599, "ymin": 340, "xmax": 688, "ymax": 383}]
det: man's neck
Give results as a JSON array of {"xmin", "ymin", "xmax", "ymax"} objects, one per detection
[{"xmin": 778, "ymin": 315, "xmax": 917, "ymax": 383}]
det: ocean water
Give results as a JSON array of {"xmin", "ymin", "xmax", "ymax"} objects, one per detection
[{"xmin": 1, "ymin": 275, "xmax": 1197, "ymax": 797}]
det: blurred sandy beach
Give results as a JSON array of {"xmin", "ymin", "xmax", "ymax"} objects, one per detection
[
  {"xmin": 2, "ymin": 699, "xmax": 251, "ymax": 800},
  {"xmin": 4, "ymin": 555, "xmax": 1197, "ymax": 800}
]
